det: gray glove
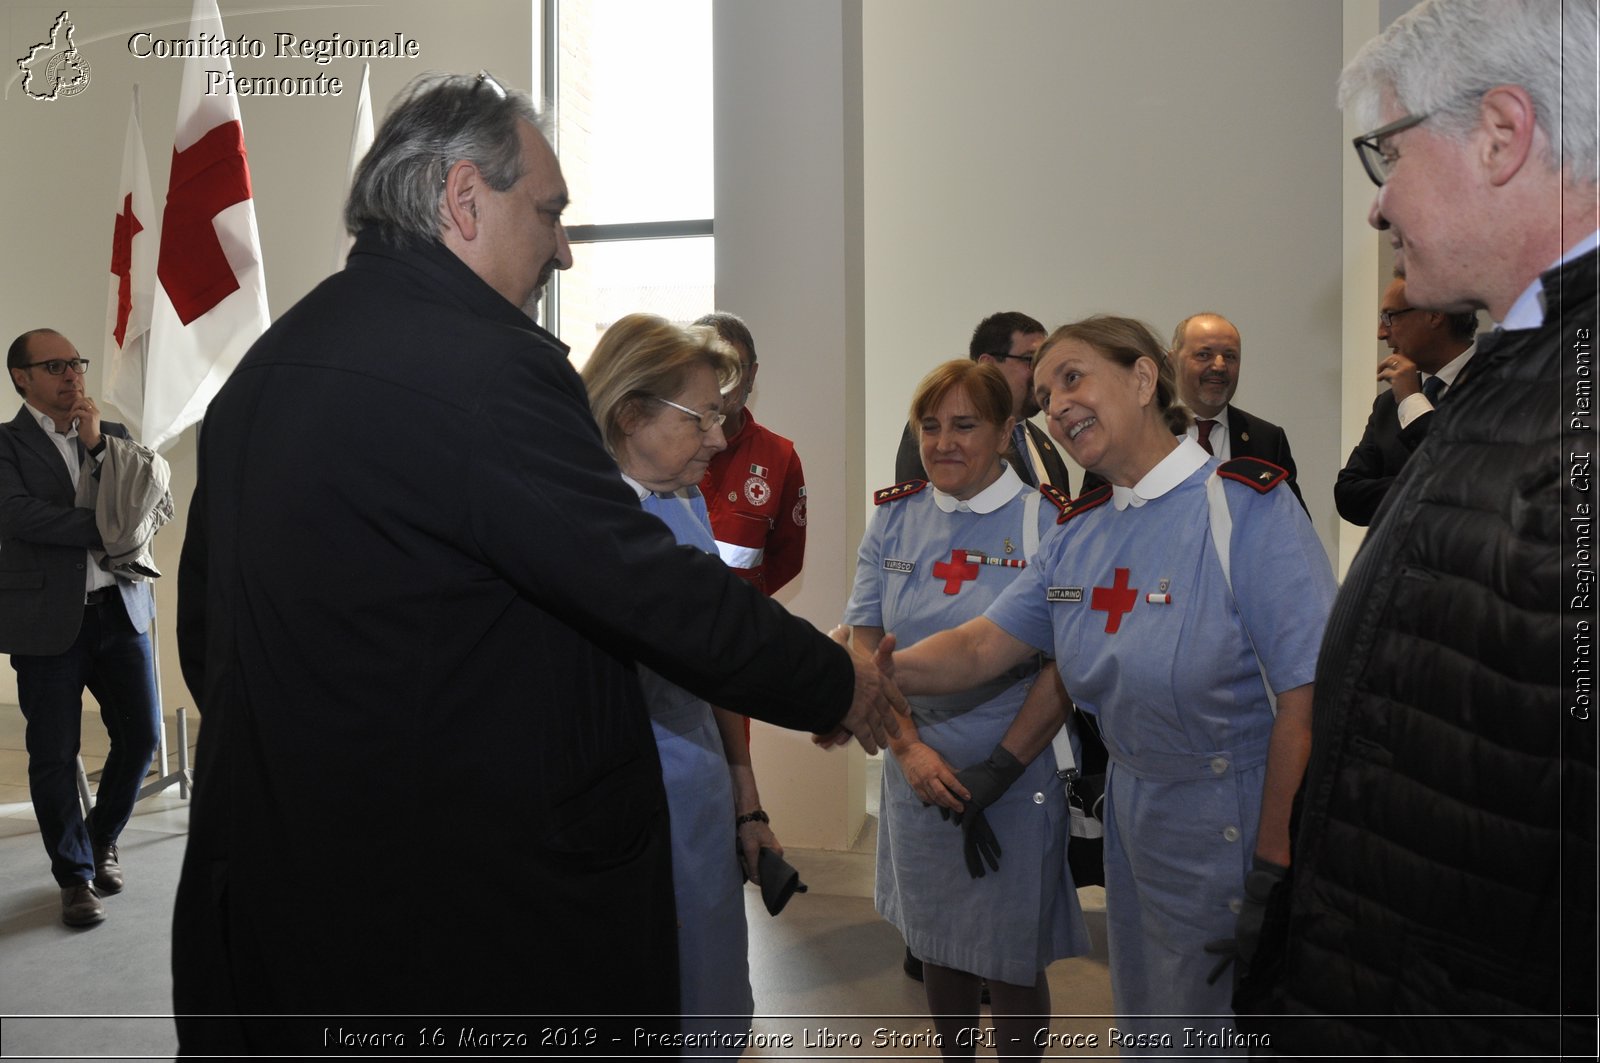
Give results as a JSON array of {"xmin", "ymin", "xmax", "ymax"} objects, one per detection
[
  {"xmin": 939, "ymin": 744, "xmax": 1025, "ymax": 878},
  {"xmin": 939, "ymin": 744, "xmax": 1025, "ymax": 826},
  {"xmin": 1204, "ymin": 855, "xmax": 1288, "ymax": 984}
]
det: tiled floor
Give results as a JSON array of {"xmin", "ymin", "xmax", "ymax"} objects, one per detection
[{"xmin": 0, "ymin": 708, "xmax": 1118, "ymax": 1060}]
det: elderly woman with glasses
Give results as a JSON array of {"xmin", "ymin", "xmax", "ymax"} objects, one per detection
[
  {"xmin": 833, "ymin": 359, "xmax": 1090, "ymax": 1059},
  {"xmin": 877, "ymin": 317, "xmax": 1336, "ymax": 1053},
  {"xmin": 581, "ymin": 313, "xmax": 779, "ymax": 1042}
]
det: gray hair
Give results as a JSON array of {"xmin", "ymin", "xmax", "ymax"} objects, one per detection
[
  {"xmin": 1338, "ymin": 0, "xmax": 1597, "ymax": 183},
  {"xmin": 345, "ymin": 72, "xmax": 551, "ymax": 247}
]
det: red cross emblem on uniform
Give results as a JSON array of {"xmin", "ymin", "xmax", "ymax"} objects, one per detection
[
  {"xmin": 932, "ymin": 549, "xmax": 979, "ymax": 595},
  {"xmin": 1091, "ymin": 567, "xmax": 1138, "ymax": 633}
]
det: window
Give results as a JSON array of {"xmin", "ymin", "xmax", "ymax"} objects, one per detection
[{"xmin": 545, "ymin": 0, "xmax": 714, "ymax": 368}]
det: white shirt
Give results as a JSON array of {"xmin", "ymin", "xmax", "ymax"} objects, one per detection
[
  {"xmin": 1112, "ymin": 438, "xmax": 1209, "ymax": 511},
  {"xmin": 1396, "ymin": 341, "xmax": 1477, "ymax": 430},
  {"xmin": 1183, "ymin": 406, "xmax": 1232, "ymax": 461},
  {"xmin": 22, "ymin": 403, "xmax": 116, "ymax": 595},
  {"xmin": 1501, "ymin": 229, "xmax": 1600, "ymax": 331}
]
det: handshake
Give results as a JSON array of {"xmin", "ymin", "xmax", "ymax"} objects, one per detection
[{"xmin": 811, "ymin": 626, "xmax": 910, "ymax": 756}]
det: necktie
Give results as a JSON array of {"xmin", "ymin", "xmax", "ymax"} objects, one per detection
[
  {"xmin": 1196, "ymin": 419, "xmax": 1216, "ymax": 456},
  {"xmin": 1422, "ymin": 375, "xmax": 1445, "ymax": 405},
  {"xmin": 1012, "ymin": 423, "xmax": 1037, "ymax": 487}
]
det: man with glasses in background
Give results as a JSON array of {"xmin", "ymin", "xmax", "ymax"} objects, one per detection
[
  {"xmin": 1334, "ymin": 269, "xmax": 1477, "ymax": 526},
  {"xmin": 0, "ymin": 328, "xmax": 159, "ymax": 928},
  {"xmin": 894, "ymin": 311, "xmax": 1083, "ymax": 494},
  {"xmin": 1244, "ymin": 1, "xmax": 1597, "ymax": 1056}
]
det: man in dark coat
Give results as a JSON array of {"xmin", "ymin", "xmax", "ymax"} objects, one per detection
[
  {"xmin": 1247, "ymin": 2, "xmax": 1598, "ymax": 1057},
  {"xmin": 893, "ymin": 311, "xmax": 1084, "ymax": 495},
  {"xmin": 171, "ymin": 72, "xmax": 901, "ymax": 1054},
  {"xmin": 1334, "ymin": 274, "xmax": 1477, "ymax": 526},
  {"xmin": 0, "ymin": 329, "xmax": 159, "ymax": 929},
  {"xmin": 1166, "ymin": 312, "xmax": 1307, "ymax": 513}
]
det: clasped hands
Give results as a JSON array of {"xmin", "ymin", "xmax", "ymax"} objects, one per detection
[{"xmin": 816, "ymin": 630, "xmax": 1019, "ymax": 879}]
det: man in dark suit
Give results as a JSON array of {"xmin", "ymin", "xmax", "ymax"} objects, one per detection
[
  {"xmin": 1167, "ymin": 312, "xmax": 1306, "ymax": 512},
  {"xmin": 172, "ymin": 72, "xmax": 902, "ymax": 1053},
  {"xmin": 0, "ymin": 329, "xmax": 159, "ymax": 928},
  {"xmin": 1334, "ymin": 274, "xmax": 1478, "ymax": 526},
  {"xmin": 894, "ymin": 311, "xmax": 1084, "ymax": 493}
]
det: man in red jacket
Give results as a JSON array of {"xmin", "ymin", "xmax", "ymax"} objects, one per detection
[{"xmin": 695, "ymin": 312, "xmax": 807, "ymax": 596}]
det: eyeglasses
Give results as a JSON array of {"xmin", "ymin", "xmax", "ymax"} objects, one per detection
[
  {"xmin": 990, "ymin": 352, "xmax": 1034, "ymax": 367},
  {"xmin": 654, "ymin": 396, "xmax": 726, "ymax": 432},
  {"xmin": 20, "ymin": 358, "xmax": 90, "ymax": 376},
  {"xmin": 1379, "ymin": 307, "xmax": 1419, "ymax": 327},
  {"xmin": 474, "ymin": 69, "xmax": 506, "ymax": 99},
  {"xmin": 1352, "ymin": 112, "xmax": 1429, "ymax": 187}
]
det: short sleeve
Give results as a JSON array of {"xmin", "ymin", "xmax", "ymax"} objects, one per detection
[
  {"xmin": 842, "ymin": 503, "xmax": 888, "ymax": 628},
  {"xmin": 1225, "ymin": 479, "xmax": 1337, "ymax": 693}
]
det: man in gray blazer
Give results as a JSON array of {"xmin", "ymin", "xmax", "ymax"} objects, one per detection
[{"xmin": 0, "ymin": 328, "xmax": 158, "ymax": 928}]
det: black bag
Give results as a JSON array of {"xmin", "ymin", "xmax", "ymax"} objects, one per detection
[{"xmin": 1063, "ymin": 709, "xmax": 1108, "ymax": 888}]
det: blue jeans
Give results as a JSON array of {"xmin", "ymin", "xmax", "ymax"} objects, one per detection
[{"xmin": 12, "ymin": 593, "xmax": 159, "ymax": 887}]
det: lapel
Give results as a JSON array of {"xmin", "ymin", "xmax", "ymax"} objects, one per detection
[
  {"xmin": 7, "ymin": 405, "xmax": 76, "ymax": 500},
  {"xmin": 1227, "ymin": 405, "xmax": 1256, "ymax": 457}
]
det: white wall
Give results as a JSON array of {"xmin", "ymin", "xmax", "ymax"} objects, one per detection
[{"xmin": 861, "ymin": 0, "xmax": 1349, "ymax": 558}]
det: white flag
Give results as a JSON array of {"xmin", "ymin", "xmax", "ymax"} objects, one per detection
[
  {"xmin": 332, "ymin": 62, "xmax": 374, "ymax": 273},
  {"xmin": 104, "ymin": 83, "xmax": 157, "ymax": 438},
  {"xmin": 144, "ymin": 0, "xmax": 270, "ymax": 452}
]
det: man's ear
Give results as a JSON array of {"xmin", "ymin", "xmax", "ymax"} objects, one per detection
[
  {"xmin": 441, "ymin": 158, "xmax": 482, "ymax": 238},
  {"xmin": 1477, "ymin": 84, "xmax": 1539, "ymax": 188}
]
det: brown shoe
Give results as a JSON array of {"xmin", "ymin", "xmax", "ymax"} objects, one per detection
[
  {"xmin": 93, "ymin": 844, "xmax": 124, "ymax": 895},
  {"xmin": 61, "ymin": 882, "xmax": 105, "ymax": 927}
]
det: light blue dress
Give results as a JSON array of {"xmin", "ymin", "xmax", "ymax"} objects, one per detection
[
  {"xmin": 845, "ymin": 464, "xmax": 1091, "ymax": 987},
  {"xmin": 630, "ymin": 478, "xmax": 754, "ymax": 1034},
  {"xmin": 986, "ymin": 442, "xmax": 1336, "ymax": 1052}
]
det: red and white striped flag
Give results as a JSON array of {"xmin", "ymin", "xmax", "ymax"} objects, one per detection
[
  {"xmin": 104, "ymin": 84, "xmax": 157, "ymax": 438},
  {"xmin": 144, "ymin": 0, "xmax": 270, "ymax": 451},
  {"xmin": 331, "ymin": 62, "xmax": 374, "ymax": 273}
]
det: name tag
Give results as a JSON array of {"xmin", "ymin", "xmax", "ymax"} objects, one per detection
[
  {"xmin": 883, "ymin": 559, "xmax": 915, "ymax": 574},
  {"xmin": 1046, "ymin": 587, "xmax": 1083, "ymax": 603}
]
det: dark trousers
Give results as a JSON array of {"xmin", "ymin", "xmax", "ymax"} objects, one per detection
[{"xmin": 12, "ymin": 591, "xmax": 159, "ymax": 886}]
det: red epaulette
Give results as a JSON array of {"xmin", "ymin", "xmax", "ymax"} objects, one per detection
[
  {"xmin": 1039, "ymin": 484, "xmax": 1071, "ymax": 515},
  {"xmin": 874, "ymin": 479, "xmax": 928, "ymax": 505},
  {"xmin": 1057, "ymin": 484, "xmax": 1112, "ymax": 524},
  {"xmin": 1217, "ymin": 457, "xmax": 1289, "ymax": 494}
]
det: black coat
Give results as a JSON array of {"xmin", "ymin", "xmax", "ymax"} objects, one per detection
[
  {"xmin": 1253, "ymin": 250, "xmax": 1598, "ymax": 1058},
  {"xmin": 172, "ymin": 232, "xmax": 853, "ymax": 1047},
  {"xmin": 1224, "ymin": 404, "xmax": 1306, "ymax": 512},
  {"xmin": 1333, "ymin": 390, "xmax": 1433, "ymax": 526}
]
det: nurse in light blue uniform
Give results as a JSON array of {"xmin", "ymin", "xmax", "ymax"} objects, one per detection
[
  {"xmin": 840, "ymin": 360, "xmax": 1090, "ymax": 1061},
  {"xmin": 582, "ymin": 315, "xmax": 779, "ymax": 1053},
  {"xmin": 885, "ymin": 318, "xmax": 1335, "ymax": 1055}
]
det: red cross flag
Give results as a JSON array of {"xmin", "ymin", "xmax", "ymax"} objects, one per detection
[
  {"xmin": 104, "ymin": 84, "xmax": 157, "ymax": 438},
  {"xmin": 144, "ymin": 0, "xmax": 270, "ymax": 451}
]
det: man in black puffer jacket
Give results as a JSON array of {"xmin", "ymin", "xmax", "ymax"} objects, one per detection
[{"xmin": 1246, "ymin": 2, "xmax": 1599, "ymax": 1058}]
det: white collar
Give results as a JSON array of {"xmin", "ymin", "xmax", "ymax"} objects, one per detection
[
  {"xmin": 1430, "ymin": 341, "xmax": 1476, "ymax": 388},
  {"xmin": 1195, "ymin": 405, "xmax": 1231, "ymax": 431},
  {"xmin": 1500, "ymin": 229, "xmax": 1599, "ymax": 331},
  {"xmin": 1112, "ymin": 438, "xmax": 1209, "ymax": 511},
  {"xmin": 24, "ymin": 402, "xmax": 74, "ymax": 439},
  {"xmin": 931, "ymin": 461, "xmax": 1027, "ymax": 514},
  {"xmin": 618, "ymin": 471, "xmax": 651, "ymax": 501}
]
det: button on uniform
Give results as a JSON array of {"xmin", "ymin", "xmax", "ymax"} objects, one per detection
[
  {"xmin": 1223, "ymin": 826, "xmax": 1240, "ymax": 842},
  {"xmin": 1210, "ymin": 756, "xmax": 1228, "ymax": 775}
]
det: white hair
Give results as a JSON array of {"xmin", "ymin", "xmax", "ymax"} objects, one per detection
[{"xmin": 1338, "ymin": 0, "xmax": 1597, "ymax": 185}]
